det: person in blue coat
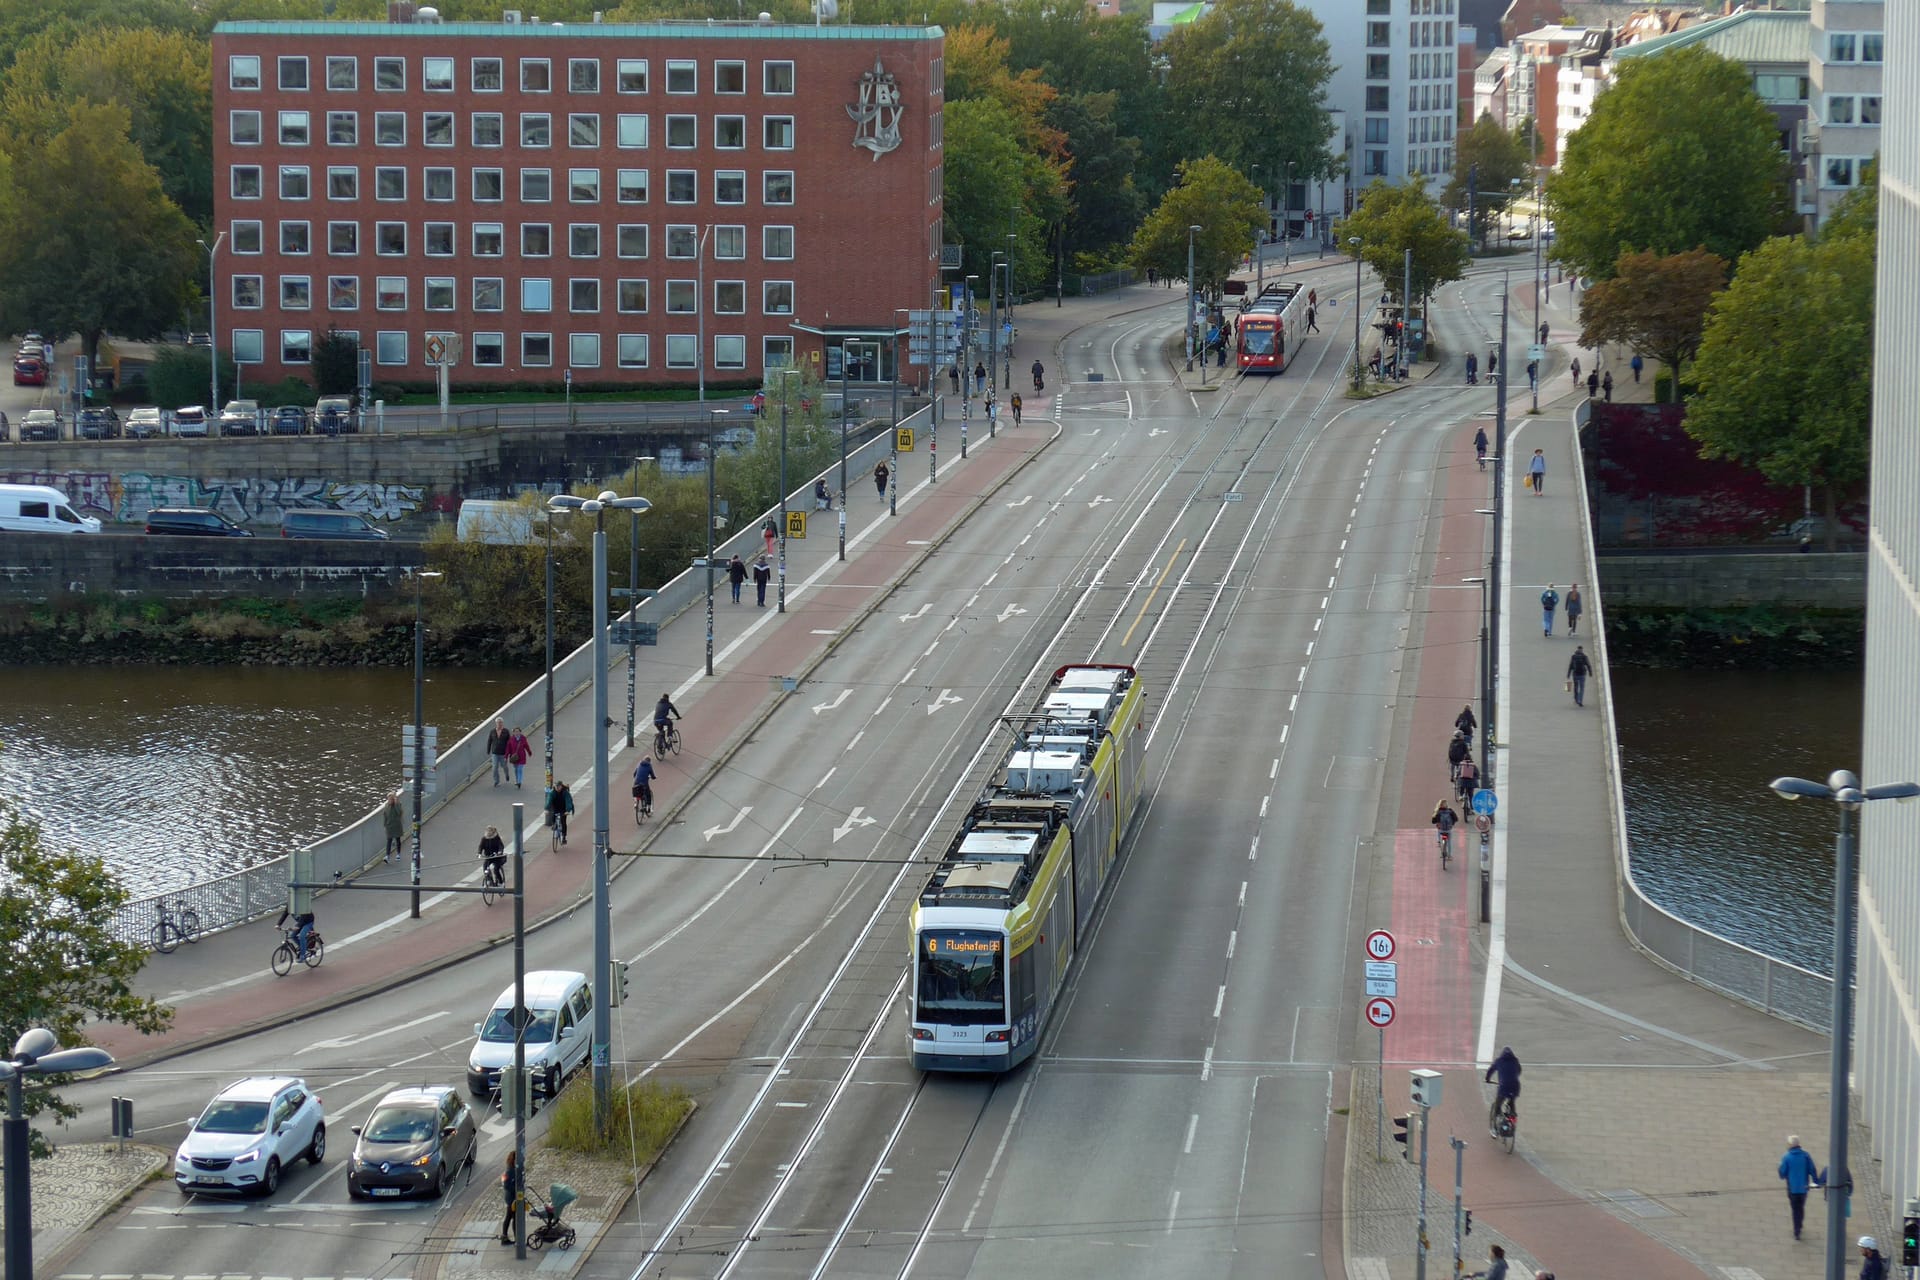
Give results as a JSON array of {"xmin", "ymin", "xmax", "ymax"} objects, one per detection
[{"xmin": 1778, "ymin": 1135, "xmax": 1824, "ymax": 1239}]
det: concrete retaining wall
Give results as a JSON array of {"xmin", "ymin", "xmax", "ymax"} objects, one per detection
[
  {"xmin": 1596, "ymin": 552, "xmax": 1865, "ymax": 609},
  {"xmin": 0, "ymin": 533, "xmax": 424, "ymax": 600}
]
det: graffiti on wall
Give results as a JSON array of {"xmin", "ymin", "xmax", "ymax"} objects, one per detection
[{"xmin": 0, "ymin": 471, "xmax": 426, "ymax": 525}]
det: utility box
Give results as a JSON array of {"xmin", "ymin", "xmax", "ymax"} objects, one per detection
[{"xmin": 1411, "ymin": 1068, "xmax": 1443, "ymax": 1109}]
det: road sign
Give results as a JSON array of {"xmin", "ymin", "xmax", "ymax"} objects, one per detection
[
  {"xmin": 896, "ymin": 427, "xmax": 915, "ymax": 452},
  {"xmin": 1472, "ymin": 789, "xmax": 1498, "ymax": 817},
  {"xmin": 400, "ymin": 726, "xmax": 439, "ymax": 748},
  {"xmin": 1365, "ymin": 977, "xmax": 1398, "ymax": 998},
  {"xmin": 786, "ymin": 510, "xmax": 807, "ymax": 539},
  {"xmin": 1364, "ymin": 960, "xmax": 1396, "ymax": 981},
  {"xmin": 424, "ymin": 335, "xmax": 447, "ymax": 363},
  {"xmin": 1528, "ymin": 343, "xmax": 1547, "ymax": 365},
  {"xmin": 1365, "ymin": 997, "xmax": 1396, "ymax": 1028},
  {"xmin": 1364, "ymin": 929, "xmax": 1396, "ymax": 961},
  {"xmin": 610, "ymin": 622, "xmax": 658, "ymax": 646}
]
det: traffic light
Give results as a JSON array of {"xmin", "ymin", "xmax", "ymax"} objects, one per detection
[
  {"xmin": 498, "ymin": 1068, "xmax": 522, "ymax": 1118},
  {"xmin": 1391, "ymin": 1114, "xmax": 1412, "ymax": 1162},
  {"xmin": 610, "ymin": 959, "xmax": 631, "ymax": 1007},
  {"xmin": 1900, "ymin": 1212, "xmax": 1917, "ymax": 1266}
]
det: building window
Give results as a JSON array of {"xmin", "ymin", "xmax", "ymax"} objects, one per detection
[
  {"xmin": 424, "ymin": 112, "xmax": 453, "ymax": 146},
  {"xmin": 1826, "ymin": 94, "xmax": 1856, "ymax": 125},
  {"xmin": 232, "ymin": 330, "xmax": 264, "ymax": 363},
  {"xmin": 569, "ymin": 279, "xmax": 599, "ymax": 312},
  {"xmin": 1824, "ymin": 156, "xmax": 1865, "ymax": 189},
  {"xmin": 1828, "ymin": 33, "xmax": 1856, "ymax": 62},
  {"xmin": 328, "ymin": 221, "xmax": 357, "ymax": 254},
  {"xmin": 328, "ymin": 276, "xmax": 357, "ymax": 309},
  {"xmin": 569, "ymin": 224, "xmax": 599, "ymax": 256},
  {"xmin": 522, "ymin": 113, "xmax": 551, "ymax": 147},
  {"xmin": 1861, "ymin": 95, "xmax": 1882, "ymax": 125},
  {"xmin": 1862, "ymin": 33, "xmax": 1883, "ymax": 63},
  {"xmin": 1364, "ymin": 149, "xmax": 1387, "ymax": 176},
  {"xmin": 666, "ymin": 60, "xmax": 696, "ymax": 93},
  {"xmin": 281, "ymin": 276, "xmax": 311, "ymax": 309},
  {"xmin": 376, "ymin": 276, "xmax": 406, "ymax": 309},
  {"xmin": 474, "ymin": 278, "xmax": 504, "ymax": 310},
  {"xmin": 764, "ymin": 335, "xmax": 793, "ymax": 368},
  {"xmin": 474, "ymin": 168, "xmax": 504, "ymax": 201},
  {"xmin": 667, "ymin": 170, "xmax": 696, "ymax": 203},
  {"xmin": 617, "ymin": 224, "xmax": 648, "ymax": 258},
  {"xmin": 666, "ymin": 115, "xmax": 696, "ymax": 147},
  {"xmin": 473, "ymin": 56, "xmax": 503, "ymax": 91},
  {"xmin": 474, "ymin": 223, "xmax": 504, "ymax": 256},
  {"xmin": 374, "ymin": 56, "xmax": 404, "ymax": 91},
  {"xmin": 617, "ymin": 279, "xmax": 647, "ymax": 312},
  {"xmin": 618, "ymin": 59, "xmax": 647, "ymax": 92},
  {"xmin": 377, "ymin": 331, "xmax": 407, "ymax": 364},
  {"xmin": 618, "ymin": 114, "xmax": 648, "ymax": 147},
  {"xmin": 424, "ymin": 222, "xmax": 455, "ymax": 255},
  {"xmin": 763, "ymin": 225, "xmax": 794, "ymax": 259},
  {"xmin": 375, "ymin": 112, "xmax": 404, "ymax": 145},
  {"xmin": 714, "ymin": 225, "xmax": 745, "ymax": 259},
  {"xmin": 522, "ymin": 169, "xmax": 552, "ymax": 202},
  {"xmin": 1364, "ymin": 117, "xmax": 1390, "ymax": 144},
  {"xmin": 325, "ymin": 55, "xmax": 356, "ymax": 90},
  {"xmin": 569, "ymin": 58, "xmax": 599, "ymax": 92},
  {"xmin": 617, "ymin": 169, "xmax": 648, "ymax": 203},
  {"xmin": 474, "ymin": 113, "xmax": 504, "ymax": 147},
  {"xmin": 714, "ymin": 335, "xmax": 745, "ymax": 370},
  {"xmin": 570, "ymin": 169, "xmax": 600, "ymax": 202},
  {"xmin": 715, "ymin": 60, "xmax": 746, "ymax": 93},
  {"xmin": 375, "ymin": 167, "xmax": 405, "ymax": 200},
  {"xmin": 280, "ymin": 167, "xmax": 310, "ymax": 200},
  {"xmin": 375, "ymin": 222, "xmax": 406, "ymax": 254},
  {"xmin": 523, "ymin": 333, "xmax": 553, "ymax": 366},
  {"xmin": 231, "ymin": 110, "xmax": 261, "ymax": 145},
  {"xmin": 714, "ymin": 116, "xmax": 745, "ymax": 149},
  {"xmin": 522, "ymin": 58, "xmax": 550, "ymax": 92},
  {"xmin": 618, "ymin": 333, "xmax": 648, "ymax": 367},
  {"xmin": 280, "ymin": 221, "xmax": 311, "ymax": 254},
  {"xmin": 567, "ymin": 332, "xmax": 601, "ymax": 368},
  {"xmin": 666, "ymin": 280, "xmax": 696, "ymax": 313},
  {"xmin": 714, "ymin": 281, "xmax": 745, "ymax": 314},
  {"xmin": 279, "ymin": 56, "xmax": 308, "ymax": 91},
  {"xmin": 425, "ymin": 277, "xmax": 455, "ymax": 311},
  {"xmin": 1367, "ymin": 54, "xmax": 1390, "ymax": 80},
  {"xmin": 474, "ymin": 332, "xmax": 504, "ymax": 365},
  {"xmin": 281, "ymin": 330, "xmax": 313, "ymax": 363},
  {"xmin": 423, "ymin": 56, "xmax": 453, "ymax": 91},
  {"xmin": 764, "ymin": 116, "xmax": 794, "ymax": 149},
  {"xmin": 425, "ymin": 168, "xmax": 454, "ymax": 201},
  {"xmin": 232, "ymin": 220, "xmax": 263, "ymax": 253},
  {"xmin": 232, "ymin": 166, "xmax": 262, "ymax": 199},
  {"xmin": 1366, "ymin": 21, "xmax": 1390, "ymax": 47},
  {"xmin": 232, "ymin": 275, "xmax": 263, "ymax": 308},
  {"xmin": 570, "ymin": 113, "xmax": 600, "ymax": 146},
  {"xmin": 764, "ymin": 60, "xmax": 794, "ymax": 94},
  {"xmin": 763, "ymin": 281, "xmax": 793, "ymax": 315},
  {"xmin": 763, "ymin": 171, "xmax": 794, "ymax": 204},
  {"xmin": 666, "ymin": 334, "xmax": 696, "ymax": 367},
  {"xmin": 230, "ymin": 55, "xmax": 260, "ymax": 90},
  {"xmin": 327, "ymin": 111, "xmax": 356, "ymax": 145},
  {"xmin": 666, "ymin": 225, "xmax": 697, "ymax": 258},
  {"xmin": 715, "ymin": 171, "xmax": 745, "ymax": 204},
  {"xmin": 522, "ymin": 278, "xmax": 553, "ymax": 311},
  {"xmin": 522, "ymin": 223, "xmax": 552, "ymax": 256}
]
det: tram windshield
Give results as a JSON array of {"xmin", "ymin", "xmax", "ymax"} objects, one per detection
[
  {"xmin": 1240, "ymin": 327, "xmax": 1277, "ymax": 356},
  {"xmin": 916, "ymin": 929, "xmax": 1006, "ymax": 1025}
]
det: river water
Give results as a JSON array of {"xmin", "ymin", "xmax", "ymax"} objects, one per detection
[
  {"xmin": 1612, "ymin": 667, "xmax": 1864, "ymax": 974},
  {"xmin": 0, "ymin": 665, "xmax": 533, "ymax": 898}
]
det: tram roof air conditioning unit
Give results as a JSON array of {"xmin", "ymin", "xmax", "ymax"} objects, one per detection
[{"xmin": 1005, "ymin": 750, "xmax": 1079, "ymax": 795}]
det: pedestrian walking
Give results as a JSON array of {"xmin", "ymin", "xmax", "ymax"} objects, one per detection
[
  {"xmin": 1469, "ymin": 1244, "xmax": 1509, "ymax": 1280},
  {"xmin": 1570, "ymin": 356, "xmax": 1581, "ymax": 388},
  {"xmin": 1528, "ymin": 448, "xmax": 1546, "ymax": 495},
  {"xmin": 973, "ymin": 360, "xmax": 986, "ymax": 394},
  {"xmin": 727, "ymin": 553, "xmax": 747, "ymax": 603},
  {"xmin": 1564, "ymin": 583, "xmax": 1583, "ymax": 635},
  {"xmin": 753, "ymin": 555, "xmax": 771, "ymax": 607},
  {"xmin": 1146, "ymin": 266, "xmax": 1157, "ymax": 286},
  {"xmin": 1601, "ymin": 370, "xmax": 1614, "ymax": 402},
  {"xmin": 382, "ymin": 790, "xmax": 404, "ymax": 862},
  {"xmin": 1859, "ymin": 1236, "xmax": 1888, "ymax": 1280},
  {"xmin": 947, "ymin": 364, "xmax": 959, "ymax": 394},
  {"xmin": 1630, "ymin": 353, "xmax": 1643, "ymax": 383},
  {"xmin": 1527, "ymin": 359, "xmax": 1539, "ymax": 389},
  {"xmin": 500, "ymin": 1150, "xmax": 522, "ymax": 1246},
  {"xmin": 506, "ymin": 728, "xmax": 531, "ymax": 788},
  {"xmin": 1487, "ymin": 350, "xmax": 1498, "ymax": 379},
  {"xmin": 1586, "ymin": 369, "xmax": 1599, "ymax": 399},
  {"xmin": 1539, "ymin": 584, "xmax": 1559, "ymax": 637},
  {"xmin": 1538, "ymin": 321, "xmax": 1550, "ymax": 345},
  {"xmin": 487, "ymin": 718, "xmax": 511, "ymax": 786},
  {"xmin": 762, "ymin": 516, "xmax": 778, "ymax": 559},
  {"xmin": 1465, "ymin": 352, "xmax": 1478, "ymax": 383},
  {"xmin": 873, "ymin": 460, "xmax": 889, "ymax": 499},
  {"xmin": 1566, "ymin": 644, "xmax": 1594, "ymax": 708},
  {"xmin": 1779, "ymin": 1136, "xmax": 1824, "ymax": 1239},
  {"xmin": 1010, "ymin": 392, "xmax": 1022, "ymax": 425},
  {"xmin": 1306, "ymin": 304, "xmax": 1318, "ymax": 333},
  {"xmin": 546, "ymin": 779, "xmax": 574, "ymax": 844},
  {"xmin": 1308, "ymin": 288, "xmax": 1317, "ymax": 308}
]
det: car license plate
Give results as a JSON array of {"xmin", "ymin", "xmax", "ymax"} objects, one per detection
[
  {"xmin": 194, "ymin": 1177, "xmax": 226, "ymax": 1186},
  {"xmin": 370, "ymin": 1187, "xmax": 403, "ymax": 1197}
]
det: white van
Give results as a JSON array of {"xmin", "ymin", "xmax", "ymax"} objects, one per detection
[
  {"xmin": 455, "ymin": 498, "xmax": 544, "ymax": 546},
  {"xmin": 0, "ymin": 484, "xmax": 101, "ymax": 534},
  {"xmin": 465, "ymin": 970, "xmax": 593, "ymax": 1098}
]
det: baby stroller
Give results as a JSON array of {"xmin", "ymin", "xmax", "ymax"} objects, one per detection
[{"xmin": 526, "ymin": 1183, "xmax": 578, "ymax": 1251}]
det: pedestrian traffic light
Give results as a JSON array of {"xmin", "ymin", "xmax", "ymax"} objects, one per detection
[
  {"xmin": 1901, "ymin": 1213, "xmax": 1918, "ymax": 1266},
  {"xmin": 611, "ymin": 959, "xmax": 631, "ymax": 1007},
  {"xmin": 1392, "ymin": 1114, "xmax": 1412, "ymax": 1162},
  {"xmin": 498, "ymin": 1069, "xmax": 522, "ymax": 1119}
]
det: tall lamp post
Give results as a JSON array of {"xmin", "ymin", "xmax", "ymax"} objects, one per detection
[
  {"xmin": 543, "ymin": 510, "xmax": 565, "ymax": 788},
  {"xmin": 1529, "ymin": 138, "xmax": 1544, "ymax": 414},
  {"xmin": 1185, "ymin": 224, "xmax": 1201, "ymax": 371},
  {"xmin": 777, "ymin": 370, "xmax": 799, "ymax": 611},
  {"xmin": 891, "ymin": 309, "xmax": 909, "ymax": 516},
  {"xmin": 546, "ymin": 489, "xmax": 650, "ymax": 1131},
  {"xmin": 1349, "ymin": 236, "xmax": 1364, "ymax": 379},
  {"xmin": 1249, "ymin": 163, "xmax": 1264, "ymax": 295},
  {"xmin": 1768, "ymin": 771, "xmax": 1920, "ymax": 1280},
  {"xmin": 624, "ymin": 454, "xmax": 655, "ymax": 748},
  {"xmin": 196, "ymin": 231, "xmax": 225, "ymax": 417},
  {"xmin": 837, "ymin": 340, "xmax": 850, "ymax": 558},
  {"xmin": 1284, "ymin": 161, "xmax": 1297, "ymax": 271},
  {"xmin": 703, "ymin": 408, "xmax": 728, "ymax": 673},
  {"xmin": 987, "ymin": 252, "xmax": 1003, "ymax": 442},
  {"xmin": 408, "ymin": 568, "xmax": 443, "ymax": 919},
  {"xmin": 3, "ymin": 1030, "xmax": 114, "ymax": 1280}
]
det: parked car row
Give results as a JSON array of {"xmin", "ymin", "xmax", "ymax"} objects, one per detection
[
  {"xmin": 11, "ymin": 331, "xmax": 51, "ymax": 387},
  {"xmin": 0, "ymin": 484, "xmax": 392, "ymax": 538},
  {"xmin": 0, "ymin": 399, "xmax": 363, "ymax": 442}
]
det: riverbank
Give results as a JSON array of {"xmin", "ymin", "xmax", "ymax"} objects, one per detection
[{"xmin": 1605, "ymin": 604, "xmax": 1863, "ymax": 669}]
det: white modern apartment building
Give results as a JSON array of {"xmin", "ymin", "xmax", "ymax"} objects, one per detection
[
  {"xmin": 1306, "ymin": 0, "xmax": 1458, "ymax": 187},
  {"xmin": 1804, "ymin": 0, "xmax": 1883, "ymax": 229},
  {"xmin": 1858, "ymin": 0, "xmax": 1918, "ymax": 1231}
]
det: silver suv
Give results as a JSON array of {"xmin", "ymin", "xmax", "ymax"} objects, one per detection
[{"xmin": 174, "ymin": 1076, "xmax": 325, "ymax": 1197}]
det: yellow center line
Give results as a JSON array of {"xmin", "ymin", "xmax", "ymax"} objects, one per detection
[{"xmin": 1122, "ymin": 540, "xmax": 1187, "ymax": 650}]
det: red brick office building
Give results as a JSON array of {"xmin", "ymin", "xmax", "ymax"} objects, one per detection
[{"xmin": 209, "ymin": 11, "xmax": 943, "ymax": 389}]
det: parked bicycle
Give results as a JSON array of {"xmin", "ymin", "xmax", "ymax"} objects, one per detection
[
  {"xmin": 270, "ymin": 925, "xmax": 325, "ymax": 976},
  {"xmin": 152, "ymin": 897, "xmax": 201, "ymax": 954}
]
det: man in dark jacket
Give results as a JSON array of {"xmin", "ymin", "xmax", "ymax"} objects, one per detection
[
  {"xmin": 487, "ymin": 718, "xmax": 511, "ymax": 786},
  {"xmin": 1448, "ymin": 733, "xmax": 1470, "ymax": 781},
  {"xmin": 1778, "ymin": 1136, "xmax": 1823, "ymax": 1239},
  {"xmin": 1567, "ymin": 645, "xmax": 1594, "ymax": 708},
  {"xmin": 1485, "ymin": 1047, "xmax": 1521, "ymax": 1134},
  {"xmin": 727, "ymin": 553, "xmax": 747, "ymax": 604}
]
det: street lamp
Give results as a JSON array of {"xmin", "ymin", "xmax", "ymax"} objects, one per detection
[
  {"xmin": 1185, "ymin": 224, "xmax": 1201, "ymax": 372},
  {"xmin": 1463, "ymin": 572, "xmax": 1494, "ymax": 925},
  {"xmin": 962, "ymin": 273, "xmax": 977, "ymax": 459},
  {"xmin": 547, "ymin": 489, "xmax": 650, "ymax": 1132},
  {"xmin": 702, "ymin": 408, "xmax": 728, "ymax": 673},
  {"xmin": 408, "ymin": 568, "xmax": 444, "ymax": 919},
  {"xmin": 891, "ymin": 309, "xmax": 909, "ymax": 517},
  {"xmin": 776, "ymin": 370, "xmax": 800, "ymax": 612},
  {"xmin": 838, "ymin": 339, "xmax": 851, "ymax": 559},
  {"xmin": 1284, "ymin": 160, "xmax": 1297, "ymax": 270},
  {"xmin": 988, "ymin": 251, "xmax": 1004, "ymax": 444},
  {"xmin": 1249, "ymin": 163, "xmax": 1265, "ymax": 295},
  {"xmin": 1768, "ymin": 771, "xmax": 1920, "ymax": 1280},
  {"xmin": 3, "ymin": 1029, "xmax": 114, "ymax": 1280},
  {"xmin": 543, "ymin": 509, "xmax": 566, "ymax": 788},
  {"xmin": 195, "ymin": 232, "xmax": 225, "ymax": 418},
  {"xmin": 1349, "ymin": 236, "xmax": 1364, "ymax": 381},
  {"xmin": 624, "ymin": 454, "xmax": 656, "ymax": 748}
]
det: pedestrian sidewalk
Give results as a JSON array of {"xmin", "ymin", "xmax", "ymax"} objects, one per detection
[
  {"xmin": 95, "ymin": 284, "xmax": 1163, "ymax": 1072},
  {"xmin": 14, "ymin": 1142, "xmax": 167, "ymax": 1268}
]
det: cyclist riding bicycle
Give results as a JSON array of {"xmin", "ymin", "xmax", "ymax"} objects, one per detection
[
  {"xmin": 1431, "ymin": 799, "xmax": 1458, "ymax": 856},
  {"xmin": 1485, "ymin": 1045, "xmax": 1522, "ymax": 1133},
  {"xmin": 276, "ymin": 905, "xmax": 316, "ymax": 963},
  {"xmin": 1456, "ymin": 755, "xmax": 1480, "ymax": 806},
  {"xmin": 632, "ymin": 756, "xmax": 657, "ymax": 815},
  {"xmin": 1447, "ymin": 732, "xmax": 1470, "ymax": 781},
  {"xmin": 653, "ymin": 694, "xmax": 681, "ymax": 750},
  {"xmin": 1455, "ymin": 704, "xmax": 1477, "ymax": 742},
  {"xmin": 1031, "ymin": 359, "xmax": 1045, "ymax": 392},
  {"xmin": 478, "ymin": 824, "xmax": 506, "ymax": 887}
]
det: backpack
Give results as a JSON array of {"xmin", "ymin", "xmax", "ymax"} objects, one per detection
[{"xmin": 1541, "ymin": 589, "xmax": 1558, "ymax": 610}]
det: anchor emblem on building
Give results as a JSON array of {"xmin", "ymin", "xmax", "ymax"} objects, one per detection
[{"xmin": 848, "ymin": 59, "xmax": 903, "ymax": 159}]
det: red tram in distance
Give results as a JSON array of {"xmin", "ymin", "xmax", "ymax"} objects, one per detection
[{"xmin": 1236, "ymin": 282, "xmax": 1309, "ymax": 373}]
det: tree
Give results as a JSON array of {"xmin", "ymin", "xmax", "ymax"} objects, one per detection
[
  {"xmin": 313, "ymin": 329, "xmax": 359, "ymax": 396},
  {"xmin": 1049, "ymin": 91, "xmax": 1144, "ymax": 261},
  {"xmin": 1444, "ymin": 114, "xmax": 1531, "ymax": 246},
  {"xmin": 0, "ymin": 101, "xmax": 198, "ymax": 369},
  {"xmin": 1127, "ymin": 154, "xmax": 1264, "ymax": 295},
  {"xmin": 0, "ymin": 799, "xmax": 172, "ymax": 1155},
  {"xmin": 1339, "ymin": 177, "xmax": 1469, "ymax": 311},
  {"xmin": 146, "ymin": 343, "xmax": 232, "ymax": 409},
  {"xmin": 1158, "ymin": 0, "xmax": 1335, "ymax": 185},
  {"xmin": 1684, "ymin": 232, "xmax": 1873, "ymax": 549},
  {"xmin": 1577, "ymin": 248, "xmax": 1727, "ymax": 403},
  {"xmin": 945, "ymin": 96, "xmax": 1057, "ymax": 286},
  {"xmin": 1546, "ymin": 45, "xmax": 1785, "ymax": 281},
  {"xmin": 1821, "ymin": 157, "xmax": 1877, "ymax": 244}
]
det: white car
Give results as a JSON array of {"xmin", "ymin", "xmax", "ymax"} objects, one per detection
[
  {"xmin": 172, "ymin": 405, "xmax": 209, "ymax": 438},
  {"xmin": 174, "ymin": 1076, "xmax": 325, "ymax": 1197}
]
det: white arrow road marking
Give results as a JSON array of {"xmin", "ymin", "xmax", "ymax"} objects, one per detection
[
  {"xmin": 811, "ymin": 689, "xmax": 850, "ymax": 715},
  {"xmin": 703, "ymin": 806, "xmax": 753, "ymax": 841},
  {"xmin": 1005, "ymin": 495, "xmax": 1033, "ymax": 509},
  {"xmin": 1088, "ymin": 495, "xmax": 1113, "ymax": 508},
  {"xmin": 927, "ymin": 689, "xmax": 963, "ymax": 715},
  {"xmin": 832, "ymin": 807, "xmax": 878, "ymax": 843},
  {"xmin": 297, "ymin": 1013, "xmax": 448, "ymax": 1056},
  {"xmin": 1149, "ymin": 427, "xmax": 1168, "ymax": 438},
  {"xmin": 897, "ymin": 603, "xmax": 930, "ymax": 622},
  {"xmin": 997, "ymin": 603, "xmax": 1028, "ymax": 623}
]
